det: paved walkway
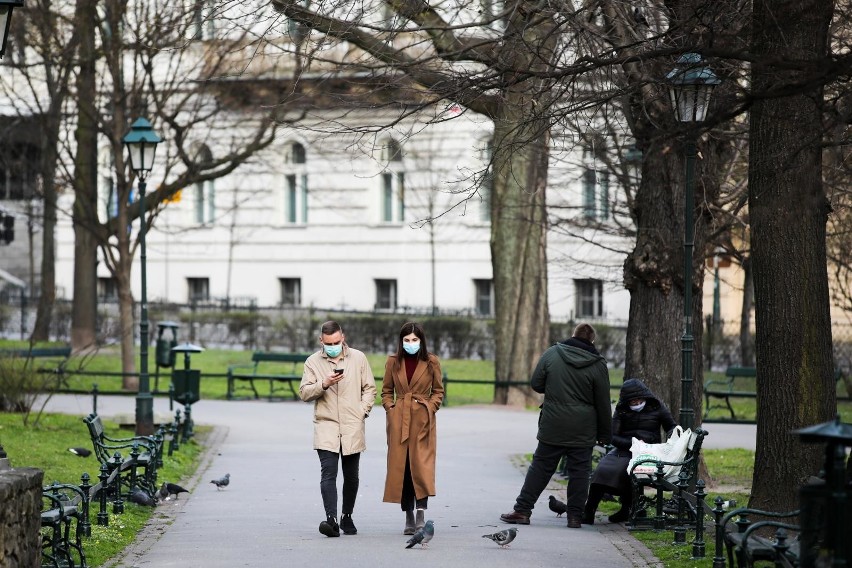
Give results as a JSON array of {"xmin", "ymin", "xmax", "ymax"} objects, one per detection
[{"xmin": 42, "ymin": 395, "xmax": 756, "ymax": 568}]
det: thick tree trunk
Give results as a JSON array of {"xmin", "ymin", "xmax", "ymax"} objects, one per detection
[
  {"xmin": 491, "ymin": 119, "xmax": 550, "ymax": 407},
  {"xmin": 32, "ymin": 112, "xmax": 63, "ymax": 342},
  {"xmin": 70, "ymin": 0, "xmax": 99, "ymax": 351},
  {"xmin": 623, "ymin": 144, "xmax": 707, "ymax": 421},
  {"xmin": 748, "ymin": 0, "xmax": 836, "ymax": 513}
]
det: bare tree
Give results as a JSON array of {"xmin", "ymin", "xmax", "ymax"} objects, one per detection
[{"xmin": 1, "ymin": 0, "xmax": 81, "ymax": 341}]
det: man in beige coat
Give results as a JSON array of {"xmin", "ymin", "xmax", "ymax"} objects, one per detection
[{"xmin": 299, "ymin": 321, "xmax": 377, "ymax": 538}]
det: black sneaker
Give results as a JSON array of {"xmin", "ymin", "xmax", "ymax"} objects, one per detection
[
  {"xmin": 319, "ymin": 516, "xmax": 340, "ymax": 537},
  {"xmin": 340, "ymin": 514, "xmax": 357, "ymax": 535}
]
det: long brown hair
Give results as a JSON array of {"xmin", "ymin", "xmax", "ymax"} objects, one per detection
[{"xmin": 394, "ymin": 321, "xmax": 429, "ymax": 362}]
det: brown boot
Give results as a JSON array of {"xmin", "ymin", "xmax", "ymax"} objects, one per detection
[
  {"xmin": 415, "ymin": 509, "xmax": 426, "ymax": 530},
  {"xmin": 404, "ymin": 510, "xmax": 415, "ymax": 535}
]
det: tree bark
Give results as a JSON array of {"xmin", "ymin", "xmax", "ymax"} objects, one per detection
[
  {"xmin": 739, "ymin": 255, "xmax": 754, "ymax": 366},
  {"xmin": 32, "ymin": 137, "xmax": 58, "ymax": 342},
  {"xmin": 748, "ymin": 0, "xmax": 836, "ymax": 513},
  {"xmin": 70, "ymin": 0, "xmax": 99, "ymax": 352},
  {"xmin": 623, "ymin": 142, "xmax": 708, "ymax": 421},
  {"xmin": 491, "ymin": 118, "xmax": 550, "ymax": 406}
]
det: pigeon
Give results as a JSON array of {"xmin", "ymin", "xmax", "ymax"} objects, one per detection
[
  {"xmin": 210, "ymin": 473, "xmax": 230, "ymax": 490},
  {"xmin": 164, "ymin": 482, "xmax": 189, "ymax": 499},
  {"xmin": 549, "ymin": 495, "xmax": 567, "ymax": 517},
  {"xmin": 68, "ymin": 447, "xmax": 92, "ymax": 457},
  {"xmin": 483, "ymin": 527, "xmax": 518, "ymax": 548},
  {"xmin": 157, "ymin": 483, "xmax": 170, "ymax": 502},
  {"xmin": 405, "ymin": 520, "xmax": 434, "ymax": 549},
  {"xmin": 128, "ymin": 487, "xmax": 157, "ymax": 507}
]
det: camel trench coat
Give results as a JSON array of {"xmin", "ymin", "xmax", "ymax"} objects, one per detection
[
  {"xmin": 381, "ymin": 353, "xmax": 444, "ymax": 503},
  {"xmin": 299, "ymin": 345, "xmax": 377, "ymax": 456}
]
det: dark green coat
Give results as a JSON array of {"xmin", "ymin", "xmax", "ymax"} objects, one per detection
[{"xmin": 530, "ymin": 343, "xmax": 612, "ymax": 447}]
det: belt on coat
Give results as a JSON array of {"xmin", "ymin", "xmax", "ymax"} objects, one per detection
[{"xmin": 399, "ymin": 392, "xmax": 433, "ymax": 444}]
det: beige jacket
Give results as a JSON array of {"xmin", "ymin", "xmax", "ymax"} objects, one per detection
[{"xmin": 299, "ymin": 345, "xmax": 377, "ymax": 455}]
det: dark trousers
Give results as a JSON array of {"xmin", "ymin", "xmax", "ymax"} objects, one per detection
[
  {"xmin": 317, "ymin": 449, "xmax": 360, "ymax": 518},
  {"xmin": 400, "ymin": 455, "xmax": 428, "ymax": 512},
  {"xmin": 514, "ymin": 441, "xmax": 592, "ymax": 516},
  {"xmin": 585, "ymin": 482, "xmax": 631, "ymax": 515}
]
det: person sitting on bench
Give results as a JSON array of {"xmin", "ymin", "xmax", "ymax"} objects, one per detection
[{"xmin": 583, "ymin": 378, "xmax": 678, "ymax": 524}]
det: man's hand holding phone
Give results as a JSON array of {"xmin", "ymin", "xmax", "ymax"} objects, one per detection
[{"xmin": 322, "ymin": 368, "xmax": 345, "ymax": 390}]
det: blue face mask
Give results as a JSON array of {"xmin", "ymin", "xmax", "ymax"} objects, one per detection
[
  {"xmin": 324, "ymin": 344, "xmax": 342, "ymax": 358},
  {"xmin": 403, "ymin": 342, "xmax": 420, "ymax": 355}
]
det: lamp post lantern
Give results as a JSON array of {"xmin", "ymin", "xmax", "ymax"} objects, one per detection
[
  {"xmin": 0, "ymin": 0, "xmax": 23, "ymax": 58},
  {"xmin": 123, "ymin": 117, "xmax": 161, "ymax": 436},
  {"xmin": 665, "ymin": 53, "xmax": 719, "ymax": 430}
]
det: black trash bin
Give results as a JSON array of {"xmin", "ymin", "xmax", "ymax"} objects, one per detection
[
  {"xmin": 154, "ymin": 321, "xmax": 180, "ymax": 392},
  {"xmin": 172, "ymin": 369, "xmax": 200, "ymax": 405}
]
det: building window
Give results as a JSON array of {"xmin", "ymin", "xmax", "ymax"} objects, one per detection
[
  {"xmin": 286, "ymin": 0, "xmax": 310, "ymax": 42},
  {"xmin": 582, "ymin": 168, "xmax": 610, "ymax": 221},
  {"xmin": 195, "ymin": 180, "xmax": 215, "ymax": 224},
  {"xmin": 474, "ymin": 279, "xmax": 494, "ymax": 316},
  {"xmin": 283, "ymin": 141, "xmax": 308, "ymax": 224},
  {"xmin": 193, "ymin": 0, "xmax": 216, "ymax": 40},
  {"xmin": 279, "ymin": 278, "xmax": 301, "ymax": 306},
  {"xmin": 575, "ymin": 279, "xmax": 603, "ymax": 318},
  {"xmin": 0, "ymin": 143, "xmax": 39, "ymax": 201},
  {"xmin": 381, "ymin": 172, "xmax": 404, "ymax": 223},
  {"xmin": 97, "ymin": 277, "xmax": 117, "ymax": 301},
  {"xmin": 375, "ymin": 279, "xmax": 397, "ymax": 311},
  {"xmin": 284, "ymin": 174, "xmax": 308, "ymax": 223},
  {"xmin": 480, "ymin": 0, "xmax": 505, "ymax": 27},
  {"xmin": 187, "ymin": 277, "xmax": 210, "ymax": 303}
]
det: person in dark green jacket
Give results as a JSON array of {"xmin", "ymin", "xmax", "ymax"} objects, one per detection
[{"xmin": 500, "ymin": 323, "xmax": 612, "ymax": 528}]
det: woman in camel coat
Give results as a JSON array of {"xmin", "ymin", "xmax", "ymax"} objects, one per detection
[{"xmin": 382, "ymin": 322, "xmax": 444, "ymax": 535}]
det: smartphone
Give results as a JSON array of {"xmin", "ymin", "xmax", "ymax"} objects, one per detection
[{"xmin": 333, "ymin": 368, "xmax": 344, "ymax": 375}]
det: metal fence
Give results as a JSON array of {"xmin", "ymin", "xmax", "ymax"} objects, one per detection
[{"xmin": 2, "ymin": 297, "xmax": 851, "ymax": 375}]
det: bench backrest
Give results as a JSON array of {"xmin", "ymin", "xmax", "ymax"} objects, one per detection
[
  {"xmin": 83, "ymin": 414, "xmax": 110, "ymax": 462},
  {"xmin": 725, "ymin": 366, "xmax": 756, "ymax": 378},
  {"xmin": 251, "ymin": 352, "xmax": 310, "ymax": 364},
  {"xmin": 682, "ymin": 428, "xmax": 707, "ymax": 485},
  {"xmin": 0, "ymin": 347, "xmax": 71, "ymax": 358}
]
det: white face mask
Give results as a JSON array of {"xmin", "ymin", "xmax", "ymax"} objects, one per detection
[{"xmin": 629, "ymin": 401, "xmax": 646, "ymax": 412}]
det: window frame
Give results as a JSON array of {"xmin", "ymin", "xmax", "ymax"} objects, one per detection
[
  {"xmin": 375, "ymin": 279, "xmax": 398, "ymax": 311},
  {"xmin": 574, "ymin": 278, "xmax": 604, "ymax": 318}
]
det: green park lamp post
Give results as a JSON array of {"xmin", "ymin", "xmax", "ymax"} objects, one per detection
[
  {"xmin": 123, "ymin": 117, "xmax": 162, "ymax": 436},
  {"xmin": 666, "ymin": 53, "xmax": 720, "ymax": 430},
  {"xmin": 0, "ymin": 0, "xmax": 23, "ymax": 58}
]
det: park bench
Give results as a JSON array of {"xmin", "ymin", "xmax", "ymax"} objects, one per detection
[
  {"xmin": 626, "ymin": 427, "xmax": 709, "ymax": 531},
  {"xmin": 41, "ymin": 465, "xmax": 130, "ymax": 568},
  {"xmin": 82, "ymin": 413, "xmax": 161, "ymax": 497},
  {"xmin": 703, "ymin": 366, "xmax": 756, "ymax": 420},
  {"xmin": 0, "ymin": 346, "xmax": 72, "ymax": 388},
  {"xmin": 704, "ymin": 367, "xmax": 845, "ymax": 421},
  {"xmin": 226, "ymin": 351, "xmax": 310, "ymax": 401}
]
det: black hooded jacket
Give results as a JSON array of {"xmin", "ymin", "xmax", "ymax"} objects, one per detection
[{"xmin": 610, "ymin": 379, "xmax": 678, "ymax": 451}]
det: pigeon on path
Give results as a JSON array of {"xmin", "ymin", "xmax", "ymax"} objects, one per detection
[
  {"xmin": 157, "ymin": 483, "xmax": 170, "ymax": 502},
  {"xmin": 549, "ymin": 495, "xmax": 567, "ymax": 517},
  {"xmin": 128, "ymin": 488, "xmax": 157, "ymax": 507},
  {"xmin": 405, "ymin": 520, "xmax": 434, "ymax": 549},
  {"xmin": 68, "ymin": 447, "xmax": 91, "ymax": 457},
  {"xmin": 164, "ymin": 482, "xmax": 189, "ymax": 499},
  {"xmin": 210, "ymin": 473, "xmax": 230, "ymax": 490},
  {"xmin": 483, "ymin": 527, "xmax": 518, "ymax": 548}
]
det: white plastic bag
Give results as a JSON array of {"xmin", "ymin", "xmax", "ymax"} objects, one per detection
[{"xmin": 627, "ymin": 426, "xmax": 693, "ymax": 481}]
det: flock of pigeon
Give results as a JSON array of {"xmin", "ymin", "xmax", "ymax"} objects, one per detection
[{"xmin": 69, "ymin": 446, "xmax": 569, "ymax": 550}]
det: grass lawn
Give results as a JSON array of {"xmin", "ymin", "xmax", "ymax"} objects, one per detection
[{"xmin": 0, "ymin": 412, "xmax": 204, "ymax": 567}]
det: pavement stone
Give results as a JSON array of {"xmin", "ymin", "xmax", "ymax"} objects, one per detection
[{"xmin": 41, "ymin": 395, "xmax": 756, "ymax": 568}]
